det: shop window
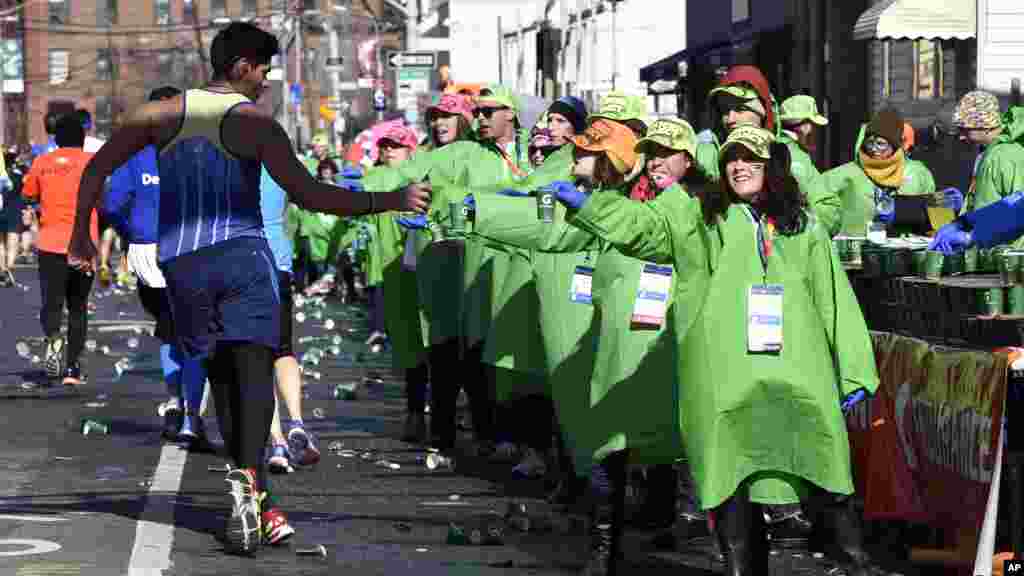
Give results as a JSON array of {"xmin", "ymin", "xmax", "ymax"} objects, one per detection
[
  {"xmin": 183, "ymin": 0, "xmax": 195, "ymax": 21},
  {"xmin": 913, "ymin": 39, "xmax": 943, "ymax": 100},
  {"xmin": 155, "ymin": 0, "xmax": 170, "ymax": 25},
  {"xmin": 48, "ymin": 49, "xmax": 69, "ymax": 85},
  {"xmin": 158, "ymin": 52, "xmax": 173, "ymax": 81}
]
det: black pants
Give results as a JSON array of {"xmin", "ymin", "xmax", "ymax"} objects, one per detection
[
  {"xmin": 38, "ymin": 250, "xmax": 94, "ymax": 363},
  {"xmin": 590, "ymin": 450, "xmax": 629, "ymax": 565},
  {"xmin": 207, "ymin": 342, "xmax": 276, "ymax": 495},
  {"xmin": 136, "ymin": 283, "xmax": 174, "ymax": 344},
  {"xmin": 428, "ymin": 339, "xmax": 495, "ymax": 450},
  {"xmin": 337, "ymin": 252, "xmax": 358, "ymax": 299},
  {"xmin": 497, "ymin": 394, "xmax": 554, "ymax": 451},
  {"xmin": 367, "ymin": 286, "xmax": 385, "ymax": 334},
  {"xmin": 405, "ymin": 362, "xmax": 428, "ymax": 414}
]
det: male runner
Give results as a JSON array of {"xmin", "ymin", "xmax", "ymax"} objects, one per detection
[{"xmin": 67, "ymin": 22, "xmax": 428, "ymax": 555}]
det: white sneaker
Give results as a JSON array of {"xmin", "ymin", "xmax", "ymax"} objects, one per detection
[
  {"xmin": 512, "ymin": 448, "xmax": 547, "ymax": 478},
  {"xmin": 224, "ymin": 468, "xmax": 261, "ymax": 555}
]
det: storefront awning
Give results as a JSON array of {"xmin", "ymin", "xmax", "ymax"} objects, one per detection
[{"xmin": 853, "ymin": 0, "xmax": 976, "ymax": 41}]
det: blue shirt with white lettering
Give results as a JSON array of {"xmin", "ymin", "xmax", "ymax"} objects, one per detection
[{"xmin": 104, "ymin": 145, "xmax": 160, "ymax": 244}]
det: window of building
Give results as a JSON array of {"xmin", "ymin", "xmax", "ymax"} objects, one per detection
[
  {"xmin": 97, "ymin": 49, "xmax": 117, "ymax": 82},
  {"xmin": 49, "ymin": 0, "xmax": 68, "ymax": 24},
  {"xmin": 99, "ymin": 0, "xmax": 118, "ymax": 26},
  {"xmin": 183, "ymin": 0, "xmax": 195, "ymax": 21},
  {"xmin": 49, "ymin": 49, "xmax": 69, "ymax": 85},
  {"xmin": 731, "ymin": 0, "xmax": 750, "ymax": 23},
  {"xmin": 183, "ymin": 51, "xmax": 198, "ymax": 88},
  {"xmin": 303, "ymin": 0, "xmax": 318, "ymax": 12},
  {"xmin": 210, "ymin": 0, "xmax": 227, "ymax": 19},
  {"xmin": 913, "ymin": 39, "xmax": 943, "ymax": 100},
  {"xmin": 881, "ymin": 40, "xmax": 891, "ymax": 99},
  {"xmin": 242, "ymin": 0, "xmax": 259, "ymax": 18},
  {"xmin": 155, "ymin": 0, "xmax": 170, "ymax": 25}
]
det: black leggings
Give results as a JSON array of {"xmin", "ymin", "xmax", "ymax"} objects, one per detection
[
  {"xmin": 38, "ymin": 250, "xmax": 94, "ymax": 363},
  {"xmin": 207, "ymin": 342, "xmax": 276, "ymax": 494}
]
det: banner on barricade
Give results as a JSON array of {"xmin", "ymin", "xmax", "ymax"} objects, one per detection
[{"xmin": 846, "ymin": 333, "xmax": 1007, "ymax": 538}]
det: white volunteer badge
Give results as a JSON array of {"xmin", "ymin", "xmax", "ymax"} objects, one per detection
[
  {"xmin": 630, "ymin": 263, "xmax": 673, "ymax": 330},
  {"xmin": 747, "ymin": 284, "xmax": 783, "ymax": 353},
  {"xmin": 570, "ymin": 266, "xmax": 594, "ymax": 304}
]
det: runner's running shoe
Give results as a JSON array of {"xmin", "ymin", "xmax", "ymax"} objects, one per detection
[
  {"xmin": 260, "ymin": 501, "xmax": 295, "ymax": 545},
  {"xmin": 287, "ymin": 427, "xmax": 321, "ymax": 467},
  {"xmin": 179, "ymin": 414, "xmax": 218, "ymax": 454},
  {"xmin": 224, "ymin": 468, "xmax": 261, "ymax": 555},
  {"xmin": 62, "ymin": 361, "xmax": 86, "ymax": 387},
  {"xmin": 267, "ymin": 444, "xmax": 294, "ymax": 474},
  {"xmin": 44, "ymin": 337, "xmax": 64, "ymax": 380},
  {"xmin": 512, "ymin": 448, "xmax": 547, "ymax": 478}
]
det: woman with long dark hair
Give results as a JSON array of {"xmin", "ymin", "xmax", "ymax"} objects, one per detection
[{"xmin": 554, "ymin": 125, "xmax": 884, "ymax": 576}]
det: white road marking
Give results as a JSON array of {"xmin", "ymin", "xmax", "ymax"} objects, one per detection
[
  {"xmin": 0, "ymin": 538, "xmax": 62, "ymax": 557},
  {"xmin": 126, "ymin": 444, "xmax": 187, "ymax": 575},
  {"xmin": 0, "ymin": 514, "xmax": 67, "ymax": 523}
]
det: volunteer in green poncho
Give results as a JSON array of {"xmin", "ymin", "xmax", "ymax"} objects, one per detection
[
  {"xmin": 358, "ymin": 85, "xmax": 548, "ymax": 454},
  {"xmin": 696, "ymin": 66, "xmax": 842, "ymax": 237},
  {"xmin": 363, "ymin": 124, "xmax": 432, "ymax": 443},
  {"xmin": 553, "ymin": 125, "xmax": 883, "ymax": 576},
  {"xmin": 953, "ymin": 90, "xmax": 1024, "ymax": 245},
  {"xmin": 818, "ymin": 109, "xmax": 939, "ymax": 238},
  {"xmin": 467, "ymin": 118, "xmax": 692, "ymax": 576},
  {"xmin": 778, "ymin": 94, "xmax": 827, "ymax": 184},
  {"xmin": 294, "ymin": 158, "xmax": 347, "ymax": 292}
]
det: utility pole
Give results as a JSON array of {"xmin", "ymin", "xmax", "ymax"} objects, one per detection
[
  {"xmin": 296, "ymin": 11, "xmax": 304, "ymax": 148},
  {"xmin": 328, "ymin": 16, "xmax": 343, "ymax": 150},
  {"xmin": 406, "ymin": 0, "xmax": 418, "ymax": 51},
  {"xmin": 191, "ymin": 0, "xmax": 209, "ymax": 84}
]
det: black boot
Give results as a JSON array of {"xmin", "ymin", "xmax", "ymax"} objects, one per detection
[
  {"xmin": 582, "ymin": 508, "xmax": 614, "ymax": 576},
  {"xmin": 814, "ymin": 495, "xmax": 889, "ymax": 576},
  {"xmin": 712, "ymin": 490, "xmax": 767, "ymax": 576}
]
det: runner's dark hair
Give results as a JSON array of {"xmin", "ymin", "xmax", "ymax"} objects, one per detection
[
  {"xmin": 149, "ymin": 86, "xmax": 182, "ymax": 102},
  {"xmin": 209, "ymin": 22, "xmax": 279, "ymax": 79},
  {"xmin": 54, "ymin": 113, "xmax": 85, "ymax": 148}
]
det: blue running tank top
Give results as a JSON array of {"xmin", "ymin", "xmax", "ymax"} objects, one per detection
[{"xmin": 157, "ymin": 89, "xmax": 265, "ymax": 263}]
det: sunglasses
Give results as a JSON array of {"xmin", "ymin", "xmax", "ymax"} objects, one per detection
[{"xmin": 474, "ymin": 107, "xmax": 508, "ymax": 119}]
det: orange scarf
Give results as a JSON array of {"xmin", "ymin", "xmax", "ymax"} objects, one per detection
[{"xmin": 860, "ymin": 149, "xmax": 905, "ymax": 189}]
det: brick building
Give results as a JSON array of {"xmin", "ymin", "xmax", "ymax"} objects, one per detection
[{"xmin": 4, "ymin": 0, "xmax": 400, "ymax": 148}]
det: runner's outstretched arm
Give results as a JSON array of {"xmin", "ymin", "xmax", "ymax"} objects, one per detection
[{"xmin": 221, "ymin": 105, "xmax": 430, "ymax": 217}]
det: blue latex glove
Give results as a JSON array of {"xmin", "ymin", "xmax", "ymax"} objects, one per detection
[
  {"xmin": 928, "ymin": 221, "xmax": 973, "ymax": 255},
  {"xmin": 497, "ymin": 188, "xmax": 530, "ymax": 197},
  {"xmin": 341, "ymin": 166, "xmax": 363, "ymax": 179},
  {"xmin": 338, "ymin": 178, "xmax": 364, "ymax": 192},
  {"xmin": 543, "ymin": 181, "xmax": 587, "ymax": 210},
  {"xmin": 941, "ymin": 187, "xmax": 964, "ymax": 213},
  {"xmin": 395, "ymin": 214, "xmax": 428, "ymax": 230},
  {"xmin": 874, "ymin": 190, "xmax": 895, "ymax": 224},
  {"xmin": 840, "ymin": 389, "xmax": 868, "ymax": 413},
  {"xmin": 463, "ymin": 195, "xmax": 476, "ymax": 211}
]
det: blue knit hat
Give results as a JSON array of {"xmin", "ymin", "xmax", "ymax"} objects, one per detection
[{"xmin": 548, "ymin": 96, "xmax": 587, "ymax": 133}]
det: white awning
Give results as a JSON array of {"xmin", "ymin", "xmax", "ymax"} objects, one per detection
[{"xmin": 853, "ymin": 0, "xmax": 976, "ymax": 41}]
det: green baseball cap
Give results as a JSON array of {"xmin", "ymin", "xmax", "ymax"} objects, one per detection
[
  {"xmin": 720, "ymin": 125, "xmax": 774, "ymax": 160},
  {"xmin": 707, "ymin": 84, "xmax": 760, "ymax": 102},
  {"xmin": 779, "ymin": 95, "xmax": 828, "ymax": 126},
  {"xmin": 590, "ymin": 91, "xmax": 648, "ymax": 124},
  {"xmin": 635, "ymin": 117, "xmax": 697, "ymax": 157},
  {"xmin": 476, "ymin": 84, "xmax": 520, "ymax": 113}
]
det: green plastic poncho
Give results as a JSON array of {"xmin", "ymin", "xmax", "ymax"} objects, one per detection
[
  {"xmin": 565, "ymin": 192, "xmax": 879, "ymax": 509},
  {"xmin": 471, "ymin": 184, "xmax": 689, "ymax": 473},
  {"xmin": 818, "ymin": 126, "xmax": 936, "ymax": 237},
  {"xmin": 361, "ymin": 131, "xmax": 547, "ymax": 398},
  {"xmin": 972, "ymin": 106, "xmax": 1024, "ymax": 213}
]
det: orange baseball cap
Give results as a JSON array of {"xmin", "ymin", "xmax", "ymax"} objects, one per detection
[{"xmin": 570, "ymin": 119, "xmax": 639, "ymax": 174}]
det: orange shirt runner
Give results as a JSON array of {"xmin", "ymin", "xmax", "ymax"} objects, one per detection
[{"xmin": 22, "ymin": 148, "xmax": 99, "ymax": 255}]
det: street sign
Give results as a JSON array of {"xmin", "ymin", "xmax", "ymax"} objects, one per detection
[
  {"xmin": 325, "ymin": 56, "xmax": 343, "ymax": 67},
  {"xmin": 337, "ymin": 81, "xmax": 359, "ymax": 91},
  {"xmin": 386, "ymin": 51, "xmax": 436, "ymax": 70},
  {"xmin": 396, "ymin": 68, "xmax": 430, "ymax": 114},
  {"xmin": 374, "ymin": 89, "xmax": 386, "ymax": 111}
]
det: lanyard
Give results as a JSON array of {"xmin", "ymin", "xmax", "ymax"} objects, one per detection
[{"xmin": 743, "ymin": 206, "xmax": 772, "ymax": 282}]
